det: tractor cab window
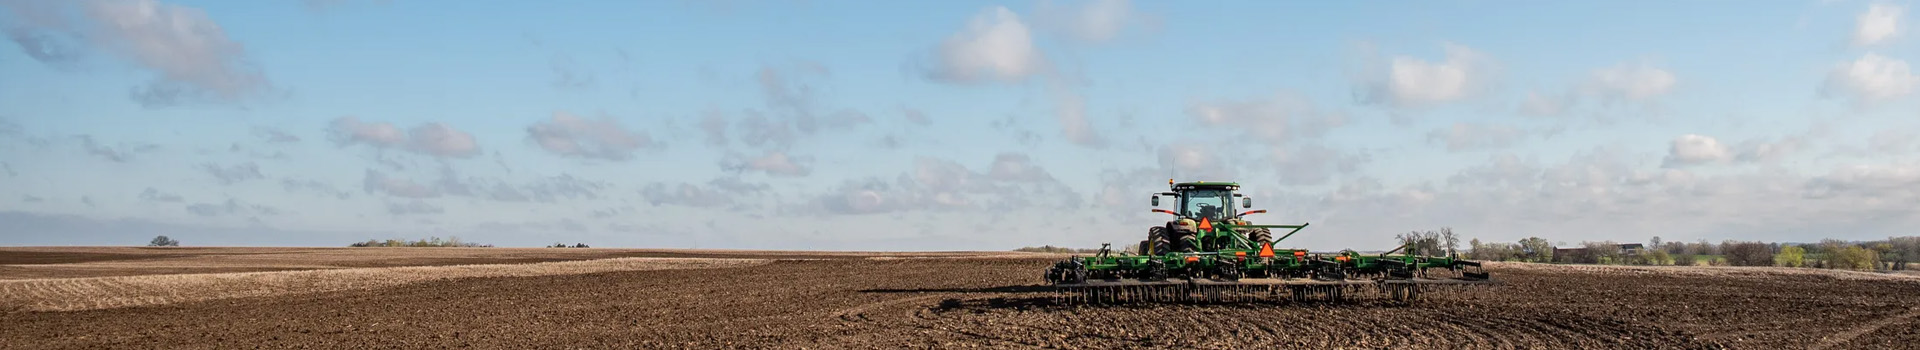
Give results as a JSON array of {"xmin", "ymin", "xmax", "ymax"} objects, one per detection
[{"xmin": 1181, "ymin": 189, "xmax": 1230, "ymax": 221}]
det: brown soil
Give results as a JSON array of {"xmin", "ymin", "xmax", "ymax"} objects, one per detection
[
  {"xmin": 3, "ymin": 251, "xmax": 1918, "ymax": 349},
  {"xmin": 0, "ymin": 247, "xmax": 1023, "ymax": 280}
]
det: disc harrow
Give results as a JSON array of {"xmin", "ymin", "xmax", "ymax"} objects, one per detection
[{"xmin": 1041, "ymin": 180, "xmax": 1495, "ymax": 305}]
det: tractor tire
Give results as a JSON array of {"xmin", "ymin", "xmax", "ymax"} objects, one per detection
[
  {"xmin": 1176, "ymin": 231, "xmax": 1199, "ymax": 253},
  {"xmin": 1146, "ymin": 227, "xmax": 1172, "ymax": 255},
  {"xmin": 1249, "ymin": 228, "xmax": 1273, "ymax": 246}
]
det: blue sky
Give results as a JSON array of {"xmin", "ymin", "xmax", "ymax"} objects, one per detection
[{"xmin": 4, "ymin": 0, "xmax": 1920, "ymax": 250}]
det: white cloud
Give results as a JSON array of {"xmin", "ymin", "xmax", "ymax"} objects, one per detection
[
  {"xmin": 406, "ymin": 123, "xmax": 479, "ymax": 158},
  {"xmin": 1052, "ymin": 87, "xmax": 1104, "ymax": 147},
  {"xmin": 327, "ymin": 117, "xmax": 406, "ymax": 148},
  {"xmin": 926, "ymin": 6, "xmax": 1044, "ymax": 83},
  {"xmin": 1733, "ymin": 136, "xmax": 1806, "ymax": 163},
  {"xmin": 1, "ymin": 0, "xmax": 273, "ymax": 106},
  {"xmin": 1663, "ymin": 134, "xmax": 1731, "ymax": 167},
  {"xmin": 721, "ymin": 151, "xmax": 813, "ymax": 177},
  {"xmin": 326, "ymin": 117, "xmax": 479, "ymax": 158},
  {"xmin": 1036, "ymin": 0, "xmax": 1143, "ymax": 43},
  {"xmin": 1587, "ymin": 62, "xmax": 1677, "ymax": 101},
  {"xmin": 1357, "ymin": 42, "xmax": 1497, "ymax": 108},
  {"xmin": 987, "ymin": 153, "xmax": 1053, "ymax": 182},
  {"xmin": 1855, "ymin": 3, "xmax": 1904, "ymax": 46},
  {"xmin": 1157, "ymin": 143, "xmax": 1233, "ymax": 181},
  {"xmin": 1869, "ymin": 129, "xmax": 1917, "ymax": 154},
  {"xmin": 526, "ymin": 111, "xmax": 655, "ymax": 161},
  {"xmin": 1824, "ymin": 53, "xmax": 1919, "ymax": 103}
]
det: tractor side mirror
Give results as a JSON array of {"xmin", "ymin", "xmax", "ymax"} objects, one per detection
[
  {"xmin": 1242, "ymin": 197, "xmax": 1253, "ymax": 208},
  {"xmin": 1151, "ymin": 195, "xmax": 1160, "ymax": 206}
]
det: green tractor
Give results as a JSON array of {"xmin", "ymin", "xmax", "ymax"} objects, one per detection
[{"xmin": 1043, "ymin": 180, "xmax": 1491, "ymax": 304}]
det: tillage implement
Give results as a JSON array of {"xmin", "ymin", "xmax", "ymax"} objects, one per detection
[{"xmin": 1043, "ymin": 180, "xmax": 1493, "ymax": 304}]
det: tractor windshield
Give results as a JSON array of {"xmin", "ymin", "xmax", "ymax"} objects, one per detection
[{"xmin": 1181, "ymin": 189, "xmax": 1230, "ymax": 221}]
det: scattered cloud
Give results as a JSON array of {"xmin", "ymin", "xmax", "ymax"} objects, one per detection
[
  {"xmin": 923, "ymin": 6, "xmax": 1045, "ymax": 84},
  {"xmin": 795, "ymin": 155, "xmax": 1076, "ymax": 215},
  {"xmin": 385, "ymin": 200, "xmax": 443, "ymax": 215},
  {"xmin": 138, "ymin": 187, "xmax": 183, "ymax": 202},
  {"xmin": 198, "ymin": 161, "xmax": 263, "ymax": 185},
  {"xmin": 361, "ymin": 169, "xmax": 440, "ymax": 198},
  {"xmin": 735, "ymin": 110, "xmax": 797, "ymax": 150},
  {"xmin": 485, "ymin": 174, "xmax": 610, "ymax": 203},
  {"xmin": 251, "ymin": 127, "xmax": 299, "ymax": 143},
  {"xmin": 1855, "ymin": 3, "xmax": 1904, "ymax": 46},
  {"xmin": 1663, "ymin": 134, "xmax": 1732, "ymax": 167},
  {"xmin": 1823, "ymin": 53, "xmax": 1918, "ymax": 104},
  {"xmin": 326, "ymin": 117, "xmax": 480, "ymax": 158},
  {"xmin": 184, "ymin": 198, "xmax": 277, "ymax": 217},
  {"xmin": 405, "ymin": 123, "xmax": 480, "ymax": 158},
  {"xmin": 280, "ymin": 178, "xmax": 352, "ymax": 199},
  {"xmin": 903, "ymin": 108, "xmax": 932, "ymax": 126},
  {"xmin": 1869, "ymin": 129, "xmax": 1917, "ymax": 154},
  {"xmin": 1270, "ymin": 143, "xmax": 1370, "ymax": 186},
  {"xmin": 1186, "ymin": 91, "xmax": 1347, "ymax": 144},
  {"xmin": 549, "ymin": 53, "xmax": 596, "ymax": 91},
  {"xmin": 721, "ymin": 151, "xmax": 814, "ymax": 177},
  {"xmin": 1516, "ymin": 90, "xmax": 1576, "ymax": 117},
  {"xmin": 2, "ymin": 0, "xmax": 274, "ymax": 107},
  {"xmin": 327, "ymin": 116, "xmax": 405, "ymax": 148},
  {"xmin": 640, "ymin": 177, "xmax": 768, "ymax": 208},
  {"xmin": 987, "ymin": 153, "xmax": 1053, "ymax": 182},
  {"xmin": 1034, "ymin": 0, "xmax": 1149, "ymax": 43},
  {"xmin": 1157, "ymin": 143, "xmax": 1235, "ymax": 181},
  {"xmin": 1732, "ymin": 136, "xmax": 1807, "ymax": 163},
  {"xmin": 1051, "ymin": 87, "xmax": 1105, "ymax": 147},
  {"xmin": 1586, "ymin": 62, "xmax": 1677, "ymax": 102},
  {"xmin": 74, "ymin": 135, "xmax": 157, "ymax": 163},
  {"xmin": 526, "ymin": 111, "xmax": 656, "ymax": 161},
  {"xmin": 1354, "ymin": 42, "xmax": 1497, "ymax": 108},
  {"xmin": 698, "ymin": 109, "xmax": 728, "ymax": 146},
  {"xmin": 1426, "ymin": 123, "xmax": 1530, "ymax": 152}
]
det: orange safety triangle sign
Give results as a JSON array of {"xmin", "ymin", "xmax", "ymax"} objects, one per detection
[
  {"xmin": 1197, "ymin": 217, "xmax": 1212, "ymax": 231},
  {"xmin": 1259, "ymin": 242, "xmax": 1275, "ymax": 258}
]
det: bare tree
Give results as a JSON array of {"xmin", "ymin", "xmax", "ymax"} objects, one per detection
[{"xmin": 148, "ymin": 235, "xmax": 180, "ymax": 247}]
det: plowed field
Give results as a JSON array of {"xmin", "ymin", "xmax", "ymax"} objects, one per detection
[{"xmin": 3, "ymin": 249, "xmax": 1918, "ymax": 349}]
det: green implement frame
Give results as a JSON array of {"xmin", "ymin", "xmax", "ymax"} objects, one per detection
[{"xmin": 1042, "ymin": 179, "xmax": 1493, "ymax": 304}]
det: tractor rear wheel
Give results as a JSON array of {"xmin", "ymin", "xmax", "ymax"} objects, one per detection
[
  {"xmin": 1249, "ymin": 228, "xmax": 1273, "ymax": 246},
  {"xmin": 1176, "ymin": 231, "xmax": 1199, "ymax": 252},
  {"xmin": 1146, "ymin": 227, "xmax": 1172, "ymax": 255}
]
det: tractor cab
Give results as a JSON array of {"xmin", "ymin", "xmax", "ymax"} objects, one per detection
[
  {"xmin": 1152, "ymin": 181, "xmax": 1253, "ymax": 222},
  {"xmin": 1146, "ymin": 180, "xmax": 1274, "ymax": 254}
]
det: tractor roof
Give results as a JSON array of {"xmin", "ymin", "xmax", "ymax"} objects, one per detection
[{"xmin": 1172, "ymin": 181, "xmax": 1239, "ymax": 190}]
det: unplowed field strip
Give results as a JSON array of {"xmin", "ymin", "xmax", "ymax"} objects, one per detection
[{"xmin": 2, "ymin": 252, "xmax": 1917, "ymax": 349}]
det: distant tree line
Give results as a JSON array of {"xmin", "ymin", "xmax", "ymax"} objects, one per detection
[
  {"xmin": 1013, "ymin": 245, "xmax": 1105, "ymax": 253},
  {"xmin": 148, "ymin": 236, "xmax": 180, "ymax": 247},
  {"xmin": 549, "ymin": 243, "xmax": 591, "ymax": 248},
  {"xmin": 1466, "ymin": 235, "xmax": 1918, "ymax": 271},
  {"xmin": 349, "ymin": 236, "xmax": 492, "ymax": 248}
]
